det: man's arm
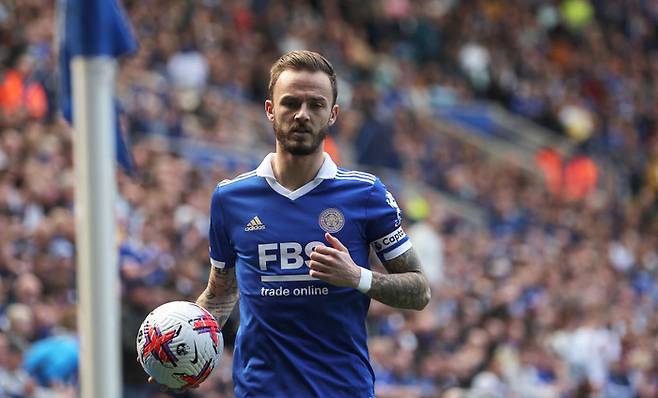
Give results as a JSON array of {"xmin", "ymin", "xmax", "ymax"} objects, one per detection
[
  {"xmin": 368, "ymin": 248, "xmax": 430, "ymax": 310},
  {"xmin": 309, "ymin": 233, "xmax": 431, "ymax": 311},
  {"xmin": 196, "ymin": 266, "xmax": 239, "ymax": 328}
]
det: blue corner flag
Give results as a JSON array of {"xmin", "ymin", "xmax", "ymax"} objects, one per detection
[{"xmin": 59, "ymin": 0, "xmax": 138, "ymax": 172}]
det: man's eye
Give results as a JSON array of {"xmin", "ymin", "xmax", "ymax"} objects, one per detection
[{"xmin": 281, "ymin": 99, "xmax": 299, "ymax": 108}]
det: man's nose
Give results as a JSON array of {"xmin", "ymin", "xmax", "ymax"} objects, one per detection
[{"xmin": 294, "ymin": 103, "xmax": 310, "ymax": 122}]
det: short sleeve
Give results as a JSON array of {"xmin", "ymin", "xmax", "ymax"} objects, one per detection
[
  {"xmin": 365, "ymin": 179, "xmax": 412, "ymax": 262},
  {"xmin": 208, "ymin": 188, "xmax": 237, "ymax": 269}
]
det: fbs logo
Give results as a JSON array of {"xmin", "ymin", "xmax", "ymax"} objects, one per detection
[{"xmin": 245, "ymin": 216, "xmax": 266, "ymax": 232}]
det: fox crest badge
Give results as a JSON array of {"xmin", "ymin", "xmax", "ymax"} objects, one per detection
[{"xmin": 319, "ymin": 208, "xmax": 345, "ymax": 233}]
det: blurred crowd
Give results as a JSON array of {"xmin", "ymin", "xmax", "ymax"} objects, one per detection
[{"xmin": 1, "ymin": 0, "xmax": 657, "ymax": 397}]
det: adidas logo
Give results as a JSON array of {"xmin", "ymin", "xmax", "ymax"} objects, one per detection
[{"xmin": 244, "ymin": 216, "xmax": 266, "ymax": 232}]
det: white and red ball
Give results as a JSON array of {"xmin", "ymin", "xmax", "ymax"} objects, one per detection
[{"xmin": 136, "ymin": 301, "xmax": 223, "ymax": 389}]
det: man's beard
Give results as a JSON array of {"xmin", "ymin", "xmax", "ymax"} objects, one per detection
[{"xmin": 274, "ymin": 120, "xmax": 328, "ymax": 156}]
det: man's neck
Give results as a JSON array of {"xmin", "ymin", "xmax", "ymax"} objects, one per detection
[{"xmin": 271, "ymin": 151, "xmax": 325, "ymax": 191}]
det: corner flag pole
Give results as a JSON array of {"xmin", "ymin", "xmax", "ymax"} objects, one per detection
[{"xmin": 72, "ymin": 57, "xmax": 121, "ymax": 398}]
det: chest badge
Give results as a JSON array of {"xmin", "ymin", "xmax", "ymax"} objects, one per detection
[{"xmin": 319, "ymin": 208, "xmax": 345, "ymax": 233}]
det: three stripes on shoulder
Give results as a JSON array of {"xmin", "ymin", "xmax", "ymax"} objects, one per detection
[{"xmin": 335, "ymin": 170, "xmax": 376, "ymax": 184}]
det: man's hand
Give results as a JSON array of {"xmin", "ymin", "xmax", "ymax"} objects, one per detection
[
  {"xmin": 310, "ymin": 232, "xmax": 430, "ymax": 310},
  {"xmin": 308, "ymin": 233, "xmax": 362, "ymax": 288}
]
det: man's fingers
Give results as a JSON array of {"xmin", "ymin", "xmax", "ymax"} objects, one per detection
[
  {"xmin": 309, "ymin": 251, "xmax": 333, "ymax": 265},
  {"xmin": 309, "ymin": 269, "xmax": 331, "ymax": 280},
  {"xmin": 325, "ymin": 233, "xmax": 347, "ymax": 252},
  {"xmin": 308, "ymin": 260, "xmax": 331, "ymax": 273},
  {"xmin": 313, "ymin": 244, "xmax": 338, "ymax": 256}
]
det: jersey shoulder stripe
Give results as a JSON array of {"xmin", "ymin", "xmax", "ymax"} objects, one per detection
[
  {"xmin": 334, "ymin": 175, "xmax": 376, "ymax": 185},
  {"xmin": 217, "ymin": 170, "xmax": 257, "ymax": 188},
  {"xmin": 336, "ymin": 169, "xmax": 376, "ymax": 181}
]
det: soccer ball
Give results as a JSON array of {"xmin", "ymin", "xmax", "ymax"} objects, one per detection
[{"xmin": 136, "ymin": 301, "xmax": 223, "ymax": 389}]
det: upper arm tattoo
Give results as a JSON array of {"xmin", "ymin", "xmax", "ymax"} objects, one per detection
[{"xmin": 367, "ymin": 248, "xmax": 430, "ymax": 310}]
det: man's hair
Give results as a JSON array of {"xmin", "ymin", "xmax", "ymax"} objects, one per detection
[{"xmin": 268, "ymin": 51, "xmax": 337, "ymax": 105}]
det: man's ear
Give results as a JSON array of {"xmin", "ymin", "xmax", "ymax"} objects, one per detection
[
  {"xmin": 328, "ymin": 104, "xmax": 340, "ymax": 126},
  {"xmin": 265, "ymin": 99, "xmax": 275, "ymax": 121}
]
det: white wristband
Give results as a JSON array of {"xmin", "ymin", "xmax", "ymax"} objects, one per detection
[{"xmin": 357, "ymin": 267, "xmax": 372, "ymax": 293}]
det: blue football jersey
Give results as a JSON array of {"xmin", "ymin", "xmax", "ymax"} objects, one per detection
[{"xmin": 208, "ymin": 153, "xmax": 412, "ymax": 398}]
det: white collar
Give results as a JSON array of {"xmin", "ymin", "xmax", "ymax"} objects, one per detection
[{"xmin": 255, "ymin": 152, "xmax": 337, "ymax": 200}]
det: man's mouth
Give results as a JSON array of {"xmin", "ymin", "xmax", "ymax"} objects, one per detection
[{"xmin": 290, "ymin": 128, "xmax": 311, "ymax": 135}]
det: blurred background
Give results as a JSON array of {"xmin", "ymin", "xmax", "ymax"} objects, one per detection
[{"xmin": 1, "ymin": 0, "xmax": 657, "ymax": 397}]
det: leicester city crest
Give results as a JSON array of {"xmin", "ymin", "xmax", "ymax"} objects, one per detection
[{"xmin": 319, "ymin": 208, "xmax": 345, "ymax": 233}]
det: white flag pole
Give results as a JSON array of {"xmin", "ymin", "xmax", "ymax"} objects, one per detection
[{"xmin": 71, "ymin": 56, "xmax": 121, "ymax": 398}]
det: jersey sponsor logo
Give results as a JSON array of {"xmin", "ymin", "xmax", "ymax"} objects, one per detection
[
  {"xmin": 385, "ymin": 190, "xmax": 402, "ymax": 227},
  {"xmin": 318, "ymin": 208, "xmax": 345, "ymax": 233},
  {"xmin": 245, "ymin": 216, "xmax": 266, "ymax": 231},
  {"xmin": 371, "ymin": 227, "xmax": 407, "ymax": 252},
  {"xmin": 258, "ymin": 241, "xmax": 326, "ymax": 279}
]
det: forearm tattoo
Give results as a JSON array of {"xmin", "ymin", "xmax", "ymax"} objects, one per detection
[
  {"xmin": 368, "ymin": 249, "xmax": 431, "ymax": 310},
  {"xmin": 196, "ymin": 267, "xmax": 239, "ymax": 328}
]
